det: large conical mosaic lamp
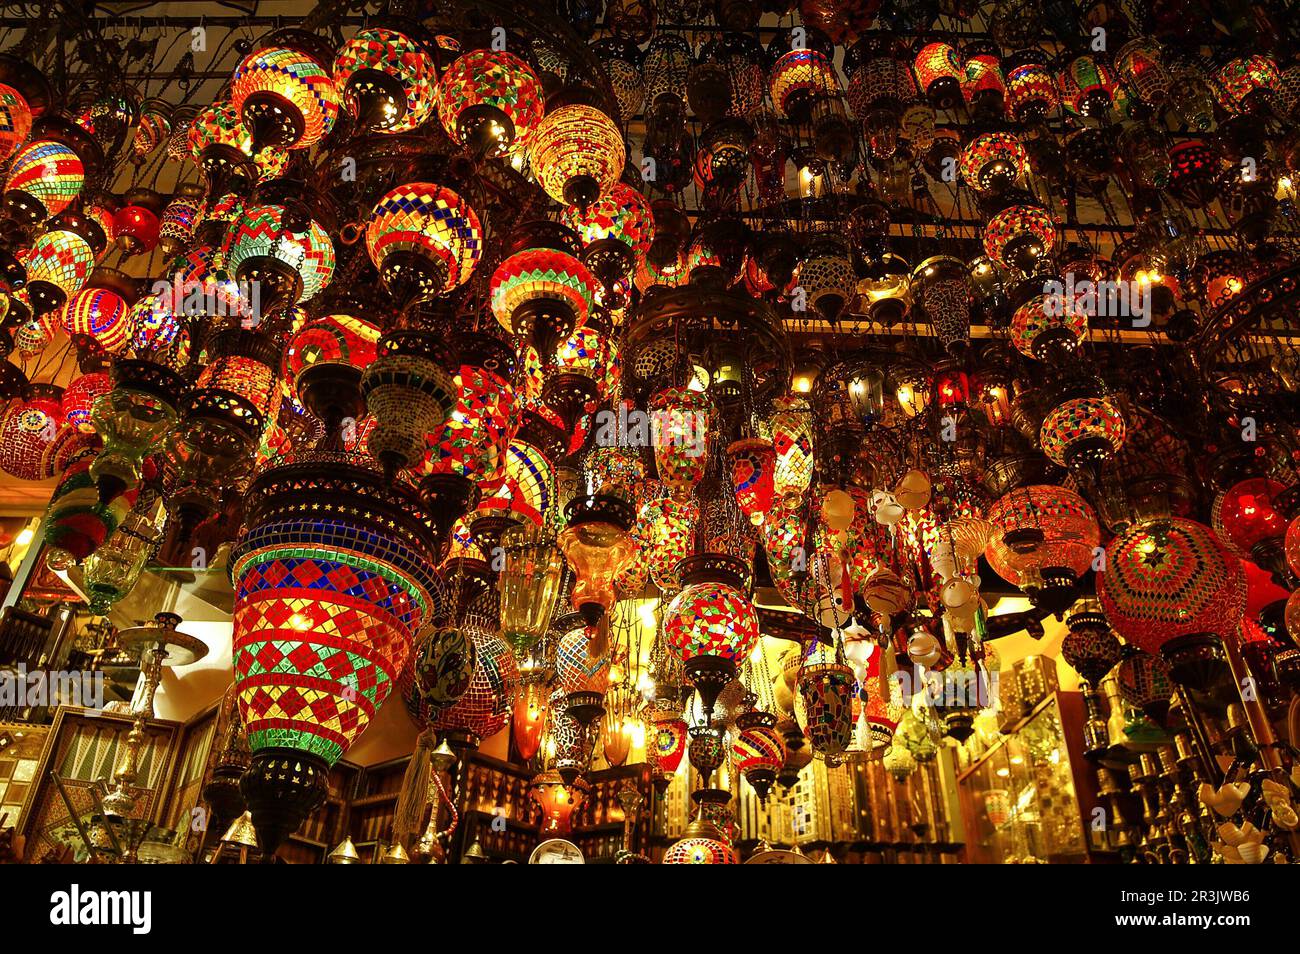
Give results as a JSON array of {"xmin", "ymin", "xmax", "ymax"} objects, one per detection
[{"xmin": 231, "ymin": 451, "xmax": 441, "ymax": 851}]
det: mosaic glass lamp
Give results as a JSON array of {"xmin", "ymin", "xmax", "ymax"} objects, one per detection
[
  {"xmin": 221, "ymin": 202, "xmax": 335, "ymax": 317},
  {"xmin": 914, "ymin": 41, "xmax": 962, "ymax": 109},
  {"xmin": 366, "ymin": 182, "xmax": 483, "ymax": 313},
  {"xmin": 361, "ymin": 328, "xmax": 457, "ymax": 479},
  {"xmin": 527, "ymin": 100, "xmax": 625, "ymax": 209},
  {"xmin": 424, "ymin": 633, "xmax": 521, "ymax": 750},
  {"xmin": 60, "ymin": 287, "xmax": 132, "ymax": 355},
  {"xmin": 0, "ymin": 80, "xmax": 33, "ymax": 160},
  {"xmin": 0, "ymin": 385, "xmax": 62, "ymax": 481},
  {"xmin": 232, "ymin": 451, "xmax": 442, "ymax": 850},
  {"xmin": 732, "ymin": 709, "xmax": 785, "ymax": 802},
  {"xmin": 958, "ymin": 131, "xmax": 1028, "ymax": 196},
  {"xmin": 490, "ymin": 242, "xmax": 598, "ymax": 356},
  {"xmin": 1040, "ymin": 394, "xmax": 1127, "ymax": 470},
  {"xmin": 436, "ymin": 49, "xmax": 545, "ymax": 157},
  {"xmin": 664, "ymin": 555, "xmax": 760, "ymax": 720},
  {"xmin": 1098, "ymin": 517, "xmax": 1246, "ymax": 690},
  {"xmin": 726, "ymin": 436, "xmax": 776, "ymax": 526},
  {"xmin": 983, "ymin": 203, "xmax": 1056, "ymax": 275},
  {"xmin": 984, "ymin": 483, "xmax": 1100, "ymax": 613},
  {"xmin": 230, "ymin": 39, "xmax": 341, "ymax": 152},
  {"xmin": 561, "ymin": 181, "xmax": 654, "ymax": 299},
  {"xmin": 23, "ymin": 228, "xmax": 95, "ymax": 316},
  {"xmin": 333, "ymin": 26, "xmax": 437, "ymax": 133},
  {"xmin": 649, "ymin": 384, "xmax": 714, "ymax": 501},
  {"xmin": 3, "ymin": 139, "xmax": 84, "ymax": 224}
]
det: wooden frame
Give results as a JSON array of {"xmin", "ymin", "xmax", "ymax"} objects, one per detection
[{"xmin": 16, "ymin": 706, "xmax": 181, "ymax": 862}]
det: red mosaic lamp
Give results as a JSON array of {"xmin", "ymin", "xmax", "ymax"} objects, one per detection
[
  {"xmin": 663, "ymin": 554, "xmax": 760, "ymax": 721},
  {"xmin": 230, "ymin": 30, "xmax": 340, "ymax": 153},
  {"xmin": 436, "ymin": 48, "xmax": 545, "ymax": 157},
  {"xmin": 1098, "ymin": 517, "xmax": 1247, "ymax": 691},
  {"xmin": 231, "ymin": 450, "xmax": 442, "ymax": 850},
  {"xmin": 490, "ymin": 221, "xmax": 597, "ymax": 356}
]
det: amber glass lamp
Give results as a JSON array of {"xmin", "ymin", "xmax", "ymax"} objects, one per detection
[
  {"xmin": 559, "ymin": 494, "xmax": 637, "ymax": 627},
  {"xmin": 528, "ymin": 95, "xmax": 626, "ymax": 209},
  {"xmin": 437, "ymin": 49, "xmax": 545, "ymax": 156},
  {"xmin": 230, "ymin": 33, "xmax": 340, "ymax": 152}
]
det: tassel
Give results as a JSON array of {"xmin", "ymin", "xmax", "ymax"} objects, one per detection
[{"xmin": 392, "ymin": 729, "xmax": 435, "ymax": 847}]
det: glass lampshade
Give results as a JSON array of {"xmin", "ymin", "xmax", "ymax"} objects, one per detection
[
  {"xmin": 1098, "ymin": 517, "xmax": 1247, "ymax": 658},
  {"xmin": 333, "ymin": 27, "xmax": 437, "ymax": 133},
  {"xmin": 427, "ymin": 633, "xmax": 521, "ymax": 748},
  {"xmin": 1040, "ymin": 395, "xmax": 1127, "ymax": 468},
  {"xmin": 497, "ymin": 524, "xmax": 565, "ymax": 655},
  {"xmin": 436, "ymin": 49, "xmax": 545, "ymax": 156},
  {"xmin": 24, "ymin": 229, "xmax": 95, "ymax": 315},
  {"xmin": 984, "ymin": 484, "xmax": 1100, "ymax": 591},
  {"xmin": 82, "ymin": 509, "xmax": 162, "ymax": 614},
  {"xmin": 726, "ymin": 437, "xmax": 776, "ymax": 526},
  {"xmin": 489, "ymin": 246, "xmax": 598, "ymax": 350},
  {"xmin": 0, "ymin": 81, "xmax": 33, "ymax": 160},
  {"xmin": 5, "ymin": 140, "xmax": 84, "ymax": 220},
  {"xmin": 527, "ymin": 103, "xmax": 625, "ymax": 208},
  {"xmin": 983, "ymin": 203, "xmax": 1056, "ymax": 275},
  {"xmin": 60, "ymin": 287, "xmax": 131, "ymax": 354},
  {"xmin": 231, "ymin": 45, "xmax": 340, "ymax": 151},
  {"xmin": 221, "ymin": 203, "xmax": 335, "ymax": 311},
  {"xmin": 366, "ymin": 182, "xmax": 483, "ymax": 310},
  {"xmin": 649, "ymin": 385, "xmax": 714, "ymax": 500}
]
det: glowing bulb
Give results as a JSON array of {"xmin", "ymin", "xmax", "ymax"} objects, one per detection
[
  {"xmin": 14, "ymin": 527, "xmax": 35, "ymax": 547},
  {"xmin": 793, "ymin": 376, "xmax": 812, "ymax": 393}
]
